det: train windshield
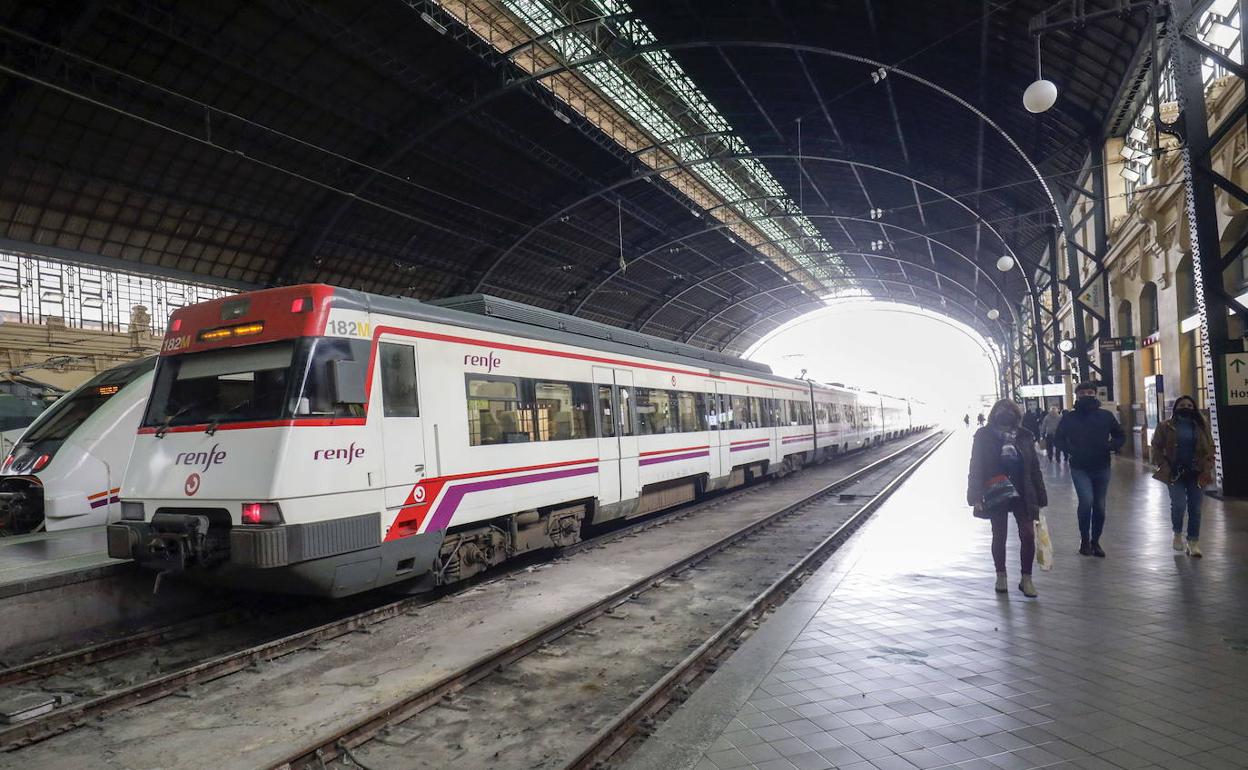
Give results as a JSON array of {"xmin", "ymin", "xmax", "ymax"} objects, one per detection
[
  {"xmin": 142, "ymin": 337, "xmax": 369, "ymax": 428},
  {"xmin": 22, "ymin": 357, "xmax": 156, "ymax": 444}
]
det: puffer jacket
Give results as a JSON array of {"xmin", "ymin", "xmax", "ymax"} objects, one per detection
[
  {"xmin": 1055, "ymin": 400, "xmax": 1125, "ymax": 470},
  {"xmin": 967, "ymin": 426, "xmax": 1048, "ymax": 520},
  {"xmin": 1150, "ymin": 417, "xmax": 1215, "ymax": 486}
]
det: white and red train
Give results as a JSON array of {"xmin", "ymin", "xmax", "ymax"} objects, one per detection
[{"xmin": 108, "ymin": 286, "xmax": 933, "ymax": 597}]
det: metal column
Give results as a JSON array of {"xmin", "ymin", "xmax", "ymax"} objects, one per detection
[{"xmin": 1169, "ymin": 0, "xmax": 1248, "ymax": 495}]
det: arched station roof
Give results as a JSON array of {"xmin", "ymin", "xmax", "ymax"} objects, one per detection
[{"xmin": 0, "ymin": 1, "xmax": 1147, "ymax": 353}]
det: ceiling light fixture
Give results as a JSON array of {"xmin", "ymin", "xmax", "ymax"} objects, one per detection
[
  {"xmin": 1023, "ymin": 35, "xmax": 1058, "ymax": 113},
  {"xmin": 996, "ymin": 256, "xmax": 1015, "ymax": 272}
]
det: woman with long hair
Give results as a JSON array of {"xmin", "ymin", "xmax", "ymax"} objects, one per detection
[
  {"xmin": 1150, "ymin": 395, "xmax": 1214, "ymax": 557},
  {"xmin": 967, "ymin": 399, "xmax": 1048, "ymax": 597}
]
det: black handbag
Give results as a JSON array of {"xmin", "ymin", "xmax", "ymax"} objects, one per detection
[{"xmin": 981, "ymin": 473, "xmax": 1020, "ymax": 513}]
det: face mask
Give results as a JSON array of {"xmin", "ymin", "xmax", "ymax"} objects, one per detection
[
  {"xmin": 1176, "ymin": 407, "xmax": 1196, "ymax": 417},
  {"xmin": 1076, "ymin": 395, "xmax": 1098, "ymax": 409}
]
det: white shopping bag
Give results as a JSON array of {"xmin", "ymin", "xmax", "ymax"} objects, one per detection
[{"xmin": 1034, "ymin": 514, "xmax": 1054, "ymax": 571}]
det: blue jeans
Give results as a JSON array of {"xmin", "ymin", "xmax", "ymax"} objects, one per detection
[
  {"xmin": 1070, "ymin": 465, "xmax": 1110, "ymax": 541},
  {"xmin": 1167, "ymin": 476, "xmax": 1202, "ymax": 539}
]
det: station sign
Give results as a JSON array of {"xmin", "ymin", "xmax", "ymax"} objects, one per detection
[
  {"xmin": 1098, "ymin": 336, "xmax": 1137, "ymax": 353},
  {"xmin": 1225, "ymin": 354, "xmax": 1248, "ymax": 406},
  {"xmin": 1019, "ymin": 384, "xmax": 1065, "ymax": 398}
]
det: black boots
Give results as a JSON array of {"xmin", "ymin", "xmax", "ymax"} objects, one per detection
[{"xmin": 1078, "ymin": 538, "xmax": 1106, "ymax": 557}]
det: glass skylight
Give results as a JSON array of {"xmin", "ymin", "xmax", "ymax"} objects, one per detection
[{"xmin": 492, "ymin": 0, "xmax": 855, "ymax": 293}]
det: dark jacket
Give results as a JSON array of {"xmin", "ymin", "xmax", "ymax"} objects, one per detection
[
  {"xmin": 1150, "ymin": 416, "xmax": 1215, "ymax": 486},
  {"xmin": 967, "ymin": 426, "xmax": 1048, "ymax": 520},
  {"xmin": 1054, "ymin": 400, "xmax": 1125, "ymax": 470},
  {"xmin": 1022, "ymin": 410, "xmax": 1042, "ymax": 437}
]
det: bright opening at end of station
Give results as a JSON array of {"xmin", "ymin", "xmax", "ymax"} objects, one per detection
[{"xmin": 743, "ymin": 300, "xmax": 1000, "ymax": 422}]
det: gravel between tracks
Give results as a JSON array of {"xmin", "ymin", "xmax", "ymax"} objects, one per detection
[{"xmin": 6, "ymin": 437, "xmax": 936, "ymax": 770}]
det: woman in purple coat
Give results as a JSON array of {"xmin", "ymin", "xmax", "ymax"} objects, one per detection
[{"xmin": 967, "ymin": 399, "xmax": 1048, "ymax": 597}]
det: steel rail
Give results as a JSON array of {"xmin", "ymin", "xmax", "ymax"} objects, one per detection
[
  {"xmin": 0, "ymin": 607, "xmax": 257, "ymax": 688},
  {"xmin": 0, "ymin": 432, "xmax": 931, "ymax": 751},
  {"xmin": 564, "ymin": 430, "xmax": 953, "ymax": 770},
  {"xmin": 270, "ymin": 429, "xmax": 946, "ymax": 770}
]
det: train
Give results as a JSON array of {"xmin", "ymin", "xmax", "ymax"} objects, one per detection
[
  {"xmin": 106, "ymin": 286, "xmax": 934, "ymax": 597},
  {"xmin": 0, "ymin": 357, "xmax": 156, "ymax": 534}
]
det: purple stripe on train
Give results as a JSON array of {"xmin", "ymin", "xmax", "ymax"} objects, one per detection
[
  {"xmin": 424, "ymin": 464, "xmax": 598, "ymax": 533},
  {"xmin": 89, "ymin": 496, "xmax": 121, "ymax": 509},
  {"xmin": 781, "ymin": 435, "xmax": 814, "ymax": 444},
  {"xmin": 729, "ymin": 442, "xmax": 770, "ymax": 452},
  {"xmin": 639, "ymin": 450, "xmax": 710, "ymax": 466}
]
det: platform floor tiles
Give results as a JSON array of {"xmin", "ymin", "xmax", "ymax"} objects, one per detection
[{"xmin": 635, "ymin": 429, "xmax": 1248, "ymax": 770}]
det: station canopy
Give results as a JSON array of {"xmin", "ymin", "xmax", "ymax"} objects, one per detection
[{"xmin": 0, "ymin": 1, "xmax": 1148, "ymax": 353}]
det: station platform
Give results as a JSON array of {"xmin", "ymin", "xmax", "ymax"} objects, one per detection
[
  {"xmin": 626, "ymin": 429, "xmax": 1248, "ymax": 770},
  {"xmin": 0, "ymin": 525, "xmax": 122, "ymax": 596}
]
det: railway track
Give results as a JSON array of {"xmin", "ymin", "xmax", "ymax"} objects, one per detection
[
  {"xmin": 274, "ymin": 430, "xmax": 950, "ymax": 770},
  {"xmin": 0, "ymin": 433, "xmax": 937, "ymax": 753}
]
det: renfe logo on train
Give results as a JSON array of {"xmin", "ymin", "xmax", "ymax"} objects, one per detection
[
  {"xmin": 175, "ymin": 444, "xmax": 227, "ymax": 472},
  {"xmin": 314, "ymin": 443, "xmax": 366, "ymax": 465},
  {"xmin": 464, "ymin": 351, "xmax": 502, "ymax": 373}
]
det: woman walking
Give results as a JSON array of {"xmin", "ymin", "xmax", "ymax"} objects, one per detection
[
  {"xmin": 967, "ymin": 399, "xmax": 1048, "ymax": 597},
  {"xmin": 1150, "ymin": 396, "xmax": 1213, "ymax": 557}
]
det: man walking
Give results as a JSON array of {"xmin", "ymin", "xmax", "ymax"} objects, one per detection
[
  {"xmin": 1041, "ymin": 406, "xmax": 1062, "ymax": 462},
  {"xmin": 1055, "ymin": 382, "xmax": 1125, "ymax": 557}
]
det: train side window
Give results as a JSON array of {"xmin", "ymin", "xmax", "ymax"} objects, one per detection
[
  {"xmin": 731, "ymin": 396, "xmax": 752, "ymax": 429},
  {"xmin": 597, "ymin": 385, "xmax": 615, "ymax": 438},
  {"xmin": 635, "ymin": 387, "xmax": 675, "ymax": 435},
  {"xmin": 466, "ymin": 376, "xmax": 534, "ymax": 445},
  {"xmin": 676, "ymin": 391, "xmax": 703, "ymax": 432},
  {"xmin": 534, "ymin": 380, "xmax": 593, "ymax": 440},
  {"xmin": 379, "ymin": 343, "xmax": 420, "ymax": 418},
  {"xmin": 703, "ymin": 393, "xmax": 719, "ymax": 430},
  {"xmin": 618, "ymin": 387, "xmax": 634, "ymax": 436}
]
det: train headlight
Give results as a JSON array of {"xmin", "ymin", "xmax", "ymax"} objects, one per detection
[
  {"xmin": 241, "ymin": 502, "xmax": 282, "ymax": 525},
  {"xmin": 120, "ymin": 501, "xmax": 145, "ymax": 521}
]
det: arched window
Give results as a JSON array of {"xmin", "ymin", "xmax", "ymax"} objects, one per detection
[
  {"xmin": 1140, "ymin": 282, "xmax": 1159, "ymax": 336},
  {"xmin": 1176, "ymin": 256, "xmax": 1196, "ymax": 319},
  {"xmin": 1117, "ymin": 299, "xmax": 1133, "ymax": 337}
]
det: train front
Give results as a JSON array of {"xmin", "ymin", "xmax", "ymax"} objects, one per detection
[
  {"xmin": 0, "ymin": 358, "xmax": 154, "ymax": 534},
  {"xmin": 107, "ymin": 285, "xmax": 382, "ymax": 595}
]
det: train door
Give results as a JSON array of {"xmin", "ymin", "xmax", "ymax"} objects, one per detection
[
  {"xmin": 377, "ymin": 340, "xmax": 427, "ymax": 510},
  {"xmin": 592, "ymin": 367, "xmax": 640, "ymax": 504},
  {"xmin": 616, "ymin": 370, "xmax": 639, "ymax": 502},
  {"xmin": 714, "ymin": 381, "xmax": 732, "ymax": 475},
  {"xmin": 704, "ymin": 379, "xmax": 723, "ymax": 479},
  {"xmin": 767, "ymin": 388, "xmax": 780, "ymax": 463}
]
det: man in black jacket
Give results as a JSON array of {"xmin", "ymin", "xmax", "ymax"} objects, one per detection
[{"xmin": 1055, "ymin": 382, "xmax": 1126, "ymax": 557}]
